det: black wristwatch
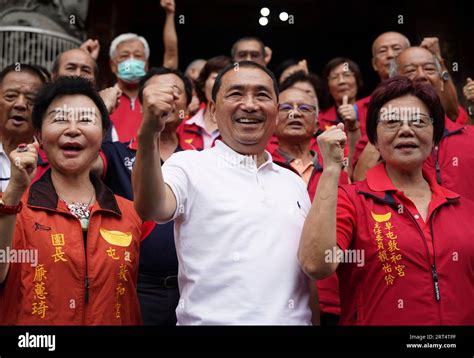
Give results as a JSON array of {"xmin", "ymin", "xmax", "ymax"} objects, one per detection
[{"xmin": 468, "ymin": 105, "xmax": 474, "ymax": 117}]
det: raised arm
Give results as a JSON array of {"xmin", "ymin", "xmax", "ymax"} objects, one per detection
[
  {"xmin": 337, "ymin": 95, "xmax": 361, "ymax": 179},
  {"xmin": 298, "ymin": 124, "xmax": 346, "ymax": 280},
  {"xmin": 352, "ymin": 142, "xmax": 380, "ymax": 182},
  {"xmin": 80, "ymin": 39, "xmax": 100, "ymax": 61},
  {"xmin": 161, "ymin": 0, "xmax": 178, "ymax": 69},
  {"xmin": 132, "ymin": 84, "xmax": 178, "ymax": 221},
  {"xmin": 421, "ymin": 37, "xmax": 460, "ymax": 121},
  {"xmin": 0, "ymin": 143, "xmax": 38, "ymax": 283}
]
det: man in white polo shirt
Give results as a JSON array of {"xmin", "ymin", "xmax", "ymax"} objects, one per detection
[{"xmin": 133, "ymin": 61, "xmax": 313, "ymax": 325}]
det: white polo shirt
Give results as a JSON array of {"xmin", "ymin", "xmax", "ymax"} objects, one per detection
[
  {"xmin": 161, "ymin": 140, "xmax": 312, "ymax": 325},
  {"xmin": 0, "ymin": 142, "xmax": 11, "ymax": 192}
]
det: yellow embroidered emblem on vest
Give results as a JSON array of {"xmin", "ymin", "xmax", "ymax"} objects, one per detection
[
  {"xmin": 100, "ymin": 228, "xmax": 132, "ymax": 247},
  {"xmin": 370, "ymin": 211, "xmax": 392, "ymax": 223}
]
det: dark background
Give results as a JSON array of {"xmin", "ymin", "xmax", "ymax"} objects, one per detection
[{"xmin": 86, "ymin": 0, "xmax": 474, "ymax": 98}]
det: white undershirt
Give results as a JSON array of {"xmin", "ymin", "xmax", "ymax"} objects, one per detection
[{"xmin": 0, "ymin": 142, "xmax": 11, "ymax": 192}]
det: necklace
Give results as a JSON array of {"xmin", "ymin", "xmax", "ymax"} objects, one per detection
[{"xmin": 59, "ymin": 191, "xmax": 95, "ymax": 231}]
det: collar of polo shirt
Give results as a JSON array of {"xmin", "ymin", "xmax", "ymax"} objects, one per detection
[{"xmin": 214, "ymin": 140, "xmax": 277, "ymax": 171}]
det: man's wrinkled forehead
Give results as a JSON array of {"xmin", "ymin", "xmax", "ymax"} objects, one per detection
[
  {"xmin": 220, "ymin": 67, "xmax": 275, "ymax": 95},
  {"xmin": 397, "ymin": 48, "xmax": 435, "ymax": 67},
  {"xmin": 116, "ymin": 39, "xmax": 145, "ymax": 54},
  {"xmin": 61, "ymin": 49, "xmax": 95, "ymax": 67},
  {"xmin": 236, "ymin": 40, "xmax": 263, "ymax": 53},
  {"xmin": 1, "ymin": 71, "xmax": 42, "ymax": 92},
  {"xmin": 373, "ymin": 32, "xmax": 409, "ymax": 53},
  {"xmin": 280, "ymin": 87, "xmax": 313, "ymax": 104}
]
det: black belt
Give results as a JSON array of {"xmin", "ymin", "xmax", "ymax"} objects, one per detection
[{"xmin": 139, "ymin": 274, "xmax": 178, "ymax": 288}]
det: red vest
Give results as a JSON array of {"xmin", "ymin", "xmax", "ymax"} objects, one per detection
[
  {"xmin": 0, "ymin": 171, "xmax": 142, "ymax": 325},
  {"xmin": 176, "ymin": 122, "xmax": 221, "ymax": 151}
]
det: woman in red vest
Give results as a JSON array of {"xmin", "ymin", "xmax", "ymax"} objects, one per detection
[
  {"xmin": 0, "ymin": 77, "xmax": 142, "ymax": 325},
  {"xmin": 299, "ymin": 76, "xmax": 474, "ymax": 325}
]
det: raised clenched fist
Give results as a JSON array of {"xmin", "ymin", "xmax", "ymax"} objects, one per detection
[
  {"xmin": 141, "ymin": 84, "xmax": 180, "ymax": 135},
  {"xmin": 9, "ymin": 142, "xmax": 39, "ymax": 192},
  {"xmin": 99, "ymin": 84, "xmax": 122, "ymax": 114},
  {"xmin": 317, "ymin": 123, "xmax": 347, "ymax": 169}
]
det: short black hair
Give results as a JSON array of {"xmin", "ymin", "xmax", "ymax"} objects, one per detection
[
  {"xmin": 230, "ymin": 36, "xmax": 265, "ymax": 59},
  {"xmin": 274, "ymin": 58, "xmax": 300, "ymax": 84},
  {"xmin": 35, "ymin": 65, "xmax": 52, "ymax": 82},
  {"xmin": 366, "ymin": 76, "xmax": 445, "ymax": 145},
  {"xmin": 0, "ymin": 63, "xmax": 48, "ymax": 86},
  {"xmin": 195, "ymin": 56, "xmax": 232, "ymax": 103},
  {"xmin": 138, "ymin": 67, "xmax": 193, "ymax": 105},
  {"xmin": 51, "ymin": 49, "xmax": 100, "ymax": 83},
  {"xmin": 211, "ymin": 61, "xmax": 279, "ymax": 102},
  {"xmin": 32, "ymin": 76, "xmax": 111, "ymax": 133}
]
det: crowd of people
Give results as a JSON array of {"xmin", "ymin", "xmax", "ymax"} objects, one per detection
[{"xmin": 0, "ymin": 0, "xmax": 473, "ymax": 326}]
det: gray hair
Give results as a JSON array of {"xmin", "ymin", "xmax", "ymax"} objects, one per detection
[
  {"xmin": 109, "ymin": 33, "xmax": 150, "ymax": 59},
  {"xmin": 388, "ymin": 53, "xmax": 442, "ymax": 78}
]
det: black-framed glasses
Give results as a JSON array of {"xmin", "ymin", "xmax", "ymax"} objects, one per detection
[
  {"xmin": 279, "ymin": 103, "xmax": 317, "ymax": 115},
  {"xmin": 378, "ymin": 112, "xmax": 434, "ymax": 130}
]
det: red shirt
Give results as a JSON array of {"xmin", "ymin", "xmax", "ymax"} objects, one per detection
[
  {"xmin": 271, "ymin": 146, "xmax": 349, "ymax": 316},
  {"xmin": 455, "ymin": 105, "xmax": 469, "ymax": 125},
  {"xmin": 110, "ymin": 94, "xmax": 142, "ymax": 142},
  {"xmin": 336, "ymin": 162, "xmax": 474, "ymax": 325},
  {"xmin": 176, "ymin": 103, "xmax": 219, "ymax": 151},
  {"xmin": 266, "ymin": 136, "xmax": 319, "ymax": 156},
  {"xmin": 318, "ymin": 96, "xmax": 370, "ymax": 136},
  {"xmin": 424, "ymin": 118, "xmax": 474, "ymax": 202}
]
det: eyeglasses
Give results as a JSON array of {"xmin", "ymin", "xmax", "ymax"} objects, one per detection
[
  {"xmin": 378, "ymin": 112, "xmax": 434, "ymax": 130},
  {"xmin": 279, "ymin": 103, "xmax": 317, "ymax": 115}
]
